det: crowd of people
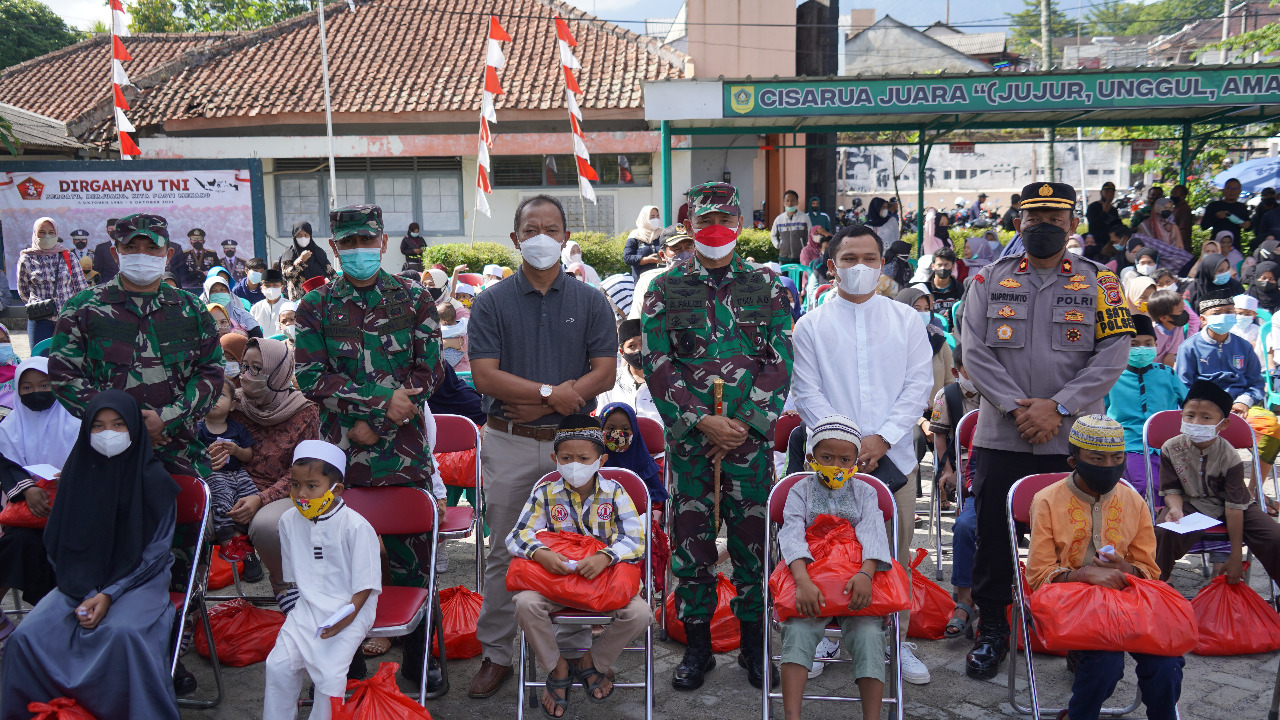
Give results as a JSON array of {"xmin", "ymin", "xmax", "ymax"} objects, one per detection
[{"xmin": 0, "ymin": 172, "xmax": 1276, "ymax": 719}]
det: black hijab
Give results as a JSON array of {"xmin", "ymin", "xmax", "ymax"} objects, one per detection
[
  {"xmin": 44, "ymin": 391, "xmax": 178, "ymax": 599},
  {"xmin": 865, "ymin": 197, "xmax": 890, "ymax": 228},
  {"xmin": 279, "ymin": 220, "xmax": 331, "ymax": 281},
  {"xmin": 881, "ymin": 240, "xmax": 913, "ymax": 288},
  {"xmin": 1249, "ymin": 260, "xmax": 1280, "ymax": 313},
  {"xmin": 1189, "ymin": 252, "xmax": 1243, "ymax": 307}
]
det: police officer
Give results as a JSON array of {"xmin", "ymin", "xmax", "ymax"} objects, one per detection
[
  {"xmin": 642, "ymin": 182, "xmax": 793, "ymax": 691},
  {"xmin": 67, "ymin": 229, "xmax": 91, "ymax": 264},
  {"xmin": 220, "ymin": 238, "xmax": 247, "ymax": 282},
  {"xmin": 959, "ymin": 182, "xmax": 1134, "ymax": 679},
  {"xmin": 170, "ymin": 228, "xmax": 218, "ymax": 290}
]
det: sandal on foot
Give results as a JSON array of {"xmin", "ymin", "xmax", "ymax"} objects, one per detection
[
  {"xmin": 361, "ymin": 637, "xmax": 392, "ymax": 657},
  {"xmin": 945, "ymin": 602, "xmax": 976, "ymax": 639},
  {"xmin": 542, "ymin": 674, "xmax": 573, "ymax": 718},
  {"xmin": 575, "ymin": 664, "xmax": 614, "ymax": 704}
]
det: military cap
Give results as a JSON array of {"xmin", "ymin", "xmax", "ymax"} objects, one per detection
[
  {"xmin": 687, "ymin": 182, "xmax": 741, "ymax": 217},
  {"xmin": 1068, "ymin": 414, "xmax": 1125, "ymax": 453},
  {"xmin": 69, "ymin": 229, "xmax": 89, "ymax": 240},
  {"xmin": 115, "ymin": 213, "xmax": 170, "ymax": 246},
  {"xmin": 660, "ymin": 225, "xmax": 694, "ymax": 246},
  {"xmin": 330, "ymin": 204, "xmax": 383, "ymax": 241},
  {"xmin": 187, "ymin": 228, "xmax": 206, "ymax": 238},
  {"xmin": 221, "ymin": 239, "xmax": 238, "ymax": 248},
  {"xmin": 1018, "ymin": 182, "xmax": 1076, "ymax": 211}
]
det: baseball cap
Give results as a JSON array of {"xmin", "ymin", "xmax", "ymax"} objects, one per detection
[
  {"xmin": 330, "ymin": 204, "xmax": 383, "ymax": 241},
  {"xmin": 687, "ymin": 182, "xmax": 741, "ymax": 217},
  {"xmin": 661, "ymin": 225, "xmax": 694, "ymax": 246}
]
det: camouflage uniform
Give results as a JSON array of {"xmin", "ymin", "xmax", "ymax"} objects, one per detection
[
  {"xmin": 48, "ymin": 213, "xmax": 223, "ymax": 478},
  {"xmin": 642, "ymin": 186, "xmax": 793, "ymax": 623},
  {"xmin": 294, "ymin": 204, "xmax": 444, "ymax": 587}
]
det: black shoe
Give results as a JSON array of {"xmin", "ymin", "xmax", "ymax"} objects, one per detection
[
  {"xmin": 173, "ymin": 660, "xmax": 198, "ymax": 697},
  {"xmin": 348, "ymin": 650, "xmax": 367, "ymax": 681},
  {"xmin": 671, "ymin": 621, "xmax": 716, "ymax": 691},
  {"xmin": 241, "ymin": 552, "xmax": 265, "ymax": 584},
  {"xmin": 399, "ymin": 624, "xmax": 448, "ymax": 697},
  {"xmin": 737, "ymin": 621, "xmax": 779, "ymax": 689},
  {"xmin": 965, "ymin": 631, "xmax": 1010, "ymax": 680}
]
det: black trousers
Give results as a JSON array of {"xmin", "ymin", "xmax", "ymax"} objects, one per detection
[{"xmin": 971, "ymin": 448, "xmax": 1070, "ymax": 634}]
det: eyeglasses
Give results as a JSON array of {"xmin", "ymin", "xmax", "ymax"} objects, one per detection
[{"xmin": 242, "ymin": 362, "xmax": 264, "ymax": 376}]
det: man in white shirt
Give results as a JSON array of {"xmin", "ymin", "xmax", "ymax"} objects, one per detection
[
  {"xmin": 628, "ymin": 228, "xmax": 694, "ymax": 321},
  {"xmin": 790, "ymin": 223, "xmax": 935, "ymax": 684},
  {"xmin": 250, "ymin": 269, "xmax": 288, "ymax": 337}
]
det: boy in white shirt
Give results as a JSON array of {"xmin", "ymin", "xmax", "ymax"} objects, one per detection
[
  {"xmin": 263, "ymin": 440, "xmax": 381, "ymax": 720},
  {"xmin": 250, "ymin": 269, "xmax": 289, "ymax": 337}
]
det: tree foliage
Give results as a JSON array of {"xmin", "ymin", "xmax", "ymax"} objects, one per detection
[
  {"xmin": 1209, "ymin": 0, "xmax": 1280, "ymax": 58},
  {"xmin": 1087, "ymin": 0, "xmax": 1144, "ymax": 35},
  {"xmin": 0, "ymin": 0, "xmax": 82, "ymax": 70},
  {"xmin": 128, "ymin": 0, "xmax": 189, "ymax": 32},
  {"xmin": 1118, "ymin": 0, "xmax": 1225, "ymax": 36},
  {"xmin": 127, "ymin": 0, "xmax": 308, "ymax": 33},
  {"xmin": 1006, "ymin": 0, "xmax": 1073, "ymax": 61}
]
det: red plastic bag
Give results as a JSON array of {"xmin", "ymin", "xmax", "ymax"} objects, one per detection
[
  {"xmin": 907, "ymin": 548, "xmax": 954, "ymax": 640},
  {"xmin": 1191, "ymin": 571, "xmax": 1280, "ymax": 656},
  {"xmin": 27, "ymin": 698, "xmax": 96, "ymax": 719},
  {"xmin": 206, "ymin": 549, "xmax": 243, "ymax": 591},
  {"xmin": 435, "ymin": 449, "xmax": 476, "ymax": 489},
  {"xmin": 331, "ymin": 662, "xmax": 433, "ymax": 719},
  {"xmin": 1029, "ymin": 576, "xmax": 1197, "ymax": 656},
  {"xmin": 660, "ymin": 572, "xmax": 741, "ymax": 652},
  {"xmin": 506, "ymin": 531, "xmax": 642, "ymax": 612},
  {"xmin": 193, "ymin": 598, "xmax": 286, "ymax": 667},
  {"xmin": 768, "ymin": 514, "xmax": 910, "ymax": 622},
  {"xmin": 430, "ymin": 585, "xmax": 483, "ymax": 659},
  {"xmin": 1009, "ymin": 562, "xmax": 1065, "ymax": 656},
  {"xmin": 0, "ymin": 478, "xmax": 56, "ymax": 529},
  {"xmin": 651, "ymin": 514, "xmax": 671, "ymax": 595}
]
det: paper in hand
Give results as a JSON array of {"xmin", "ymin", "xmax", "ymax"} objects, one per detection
[
  {"xmin": 315, "ymin": 603, "xmax": 356, "ymax": 639},
  {"xmin": 23, "ymin": 464, "xmax": 60, "ymax": 481},
  {"xmin": 1156, "ymin": 512, "xmax": 1221, "ymax": 534}
]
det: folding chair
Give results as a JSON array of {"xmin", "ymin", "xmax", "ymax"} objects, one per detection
[
  {"xmin": 170, "ymin": 474, "xmax": 225, "ymax": 709},
  {"xmin": 434, "ymin": 414, "xmax": 484, "ymax": 592},
  {"xmin": 636, "ymin": 416, "xmax": 665, "ymax": 464},
  {"xmin": 515, "ymin": 468, "xmax": 654, "ymax": 720},
  {"xmin": 343, "ymin": 486, "xmax": 445, "ymax": 703},
  {"xmin": 1006, "ymin": 472, "xmax": 1141, "ymax": 719},
  {"xmin": 762, "ymin": 472, "xmax": 905, "ymax": 720},
  {"xmin": 774, "ymin": 414, "xmax": 803, "ymax": 457},
  {"xmin": 932, "ymin": 409, "xmax": 977, "ymax": 581},
  {"xmin": 455, "ymin": 272, "xmax": 485, "ymax": 290}
]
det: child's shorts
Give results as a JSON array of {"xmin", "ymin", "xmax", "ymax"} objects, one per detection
[{"xmin": 780, "ymin": 615, "xmax": 886, "ymax": 682}]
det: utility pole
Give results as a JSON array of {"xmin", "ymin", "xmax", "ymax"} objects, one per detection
[
  {"xmin": 1222, "ymin": 0, "xmax": 1231, "ymax": 64},
  {"xmin": 945, "ymin": 0, "xmax": 950, "ymax": 24},
  {"xmin": 1042, "ymin": 0, "xmax": 1055, "ymax": 182}
]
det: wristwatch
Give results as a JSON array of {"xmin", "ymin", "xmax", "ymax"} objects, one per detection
[
  {"xmin": 1056, "ymin": 403, "xmax": 1071, "ymax": 417},
  {"xmin": 540, "ymin": 384, "xmax": 553, "ymax": 407}
]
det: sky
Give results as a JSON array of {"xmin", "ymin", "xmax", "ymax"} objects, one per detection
[{"xmin": 42, "ymin": 0, "xmax": 1032, "ymax": 34}]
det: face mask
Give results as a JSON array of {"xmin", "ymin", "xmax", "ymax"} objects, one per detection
[
  {"xmin": 263, "ymin": 287, "xmax": 282, "ymax": 301},
  {"xmin": 1113, "ymin": 242, "xmax": 1126, "ymax": 251},
  {"xmin": 1206, "ymin": 314, "xmax": 1237, "ymax": 334},
  {"xmin": 410, "ymin": 231, "xmax": 420, "ymax": 237},
  {"xmin": 518, "ymin": 234, "xmax": 563, "ymax": 271},
  {"xmin": 785, "ymin": 205, "xmax": 798, "ymax": 213},
  {"xmin": 1022, "ymin": 223, "xmax": 1068, "ymax": 259},
  {"xmin": 1169, "ymin": 311, "xmax": 1190, "ymax": 327},
  {"xmin": 118, "ymin": 253, "xmax": 168, "ymax": 285},
  {"xmin": 622, "ymin": 351, "xmax": 642, "ymax": 369},
  {"xmin": 294, "ymin": 489, "xmax": 337, "ymax": 520},
  {"xmin": 1181, "ymin": 419, "xmax": 1221, "ymax": 444},
  {"xmin": 810, "ymin": 461, "xmax": 857, "ymax": 491},
  {"xmin": 37, "ymin": 233, "xmax": 58, "ymax": 250},
  {"xmin": 1128, "ymin": 346, "xmax": 1157, "ymax": 368},
  {"xmin": 90, "ymin": 429, "xmax": 132, "ymax": 458},
  {"xmin": 73, "ymin": 241, "xmax": 87, "ymax": 249},
  {"xmin": 1074, "ymin": 459, "xmax": 1124, "ymax": 495},
  {"xmin": 19, "ymin": 391, "xmax": 55, "ymax": 412},
  {"xmin": 457, "ymin": 295, "xmax": 474, "ymax": 308},
  {"xmin": 1258, "ymin": 280, "xmax": 1278, "ymax": 292},
  {"xmin": 835, "ymin": 264, "xmax": 880, "ymax": 295},
  {"xmin": 1137, "ymin": 263, "xmax": 1156, "ymax": 276},
  {"xmin": 0, "ymin": 344, "xmax": 16, "ymax": 365},
  {"xmin": 208, "ymin": 293, "xmax": 231, "ymax": 308},
  {"xmin": 283, "ymin": 324, "xmax": 296, "ymax": 339},
  {"xmin": 224, "ymin": 361, "xmax": 241, "ymax": 378},
  {"xmin": 956, "ymin": 375, "xmax": 976, "ymax": 394},
  {"xmin": 1160, "ymin": 209, "xmax": 1173, "ymax": 219},
  {"xmin": 648, "ymin": 217, "xmax": 663, "ymax": 230},
  {"xmin": 224, "ymin": 250, "xmax": 236, "ymax": 258},
  {"xmin": 558, "ymin": 459, "xmax": 601, "ymax": 488},
  {"xmin": 935, "ymin": 267, "xmax": 951, "ymax": 279},
  {"xmin": 671, "ymin": 251, "xmax": 693, "ymax": 265},
  {"xmin": 1214, "ymin": 271, "xmax": 1232, "ymax": 286},
  {"xmin": 918, "ymin": 311, "xmax": 932, "ymax": 326},
  {"xmin": 604, "ymin": 428, "xmax": 632, "ymax": 453},
  {"xmin": 191, "ymin": 241, "xmax": 204, "ymax": 250},
  {"xmin": 241, "ymin": 374, "xmax": 271, "ymax": 399},
  {"xmin": 880, "ymin": 207, "xmax": 889, "ymax": 218},
  {"xmin": 694, "ymin": 224, "xmax": 738, "ymax": 260},
  {"xmin": 296, "ymin": 236, "xmax": 312, "ymax": 247},
  {"xmin": 1066, "ymin": 244, "xmax": 1083, "ymax": 254},
  {"xmin": 247, "ymin": 270, "xmax": 263, "ymax": 284},
  {"xmin": 338, "ymin": 248, "xmax": 382, "ymax": 280}
]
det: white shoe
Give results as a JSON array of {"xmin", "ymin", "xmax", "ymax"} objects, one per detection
[
  {"xmin": 435, "ymin": 552, "xmax": 450, "ymax": 574},
  {"xmin": 899, "ymin": 642, "xmax": 931, "ymax": 685},
  {"xmin": 808, "ymin": 637, "xmax": 841, "ymax": 678}
]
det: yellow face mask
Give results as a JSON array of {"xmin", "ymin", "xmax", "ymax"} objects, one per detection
[
  {"xmin": 810, "ymin": 461, "xmax": 857, "ymax": 490},
  {"xmin": 293, "ymin": 490, "xmax": 336, "ymax": 520}
]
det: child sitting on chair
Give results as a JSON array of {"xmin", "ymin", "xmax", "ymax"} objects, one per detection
[
  {"xmin": 1025, "ymin": 415, "xmax": 1180, "ymax": 720},
  {"xmin": 507, "ymin": 414, "xmax": 649, "ymax": 719},
  {"xmin": 263, "ymin": 440, "xmax": 381, "ymax": 720},
  {"xmin": 199, "ymin": 380, "xmax": 258, "ymax": 562},
  {"xmin": 778, "ymin": 416, "xmax": 890, "ymax": 720}
]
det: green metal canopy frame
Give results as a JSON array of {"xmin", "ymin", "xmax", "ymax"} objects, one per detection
[{"xmin": 646, "ymin": 64, "xmax": 1280, "ymax": 244}]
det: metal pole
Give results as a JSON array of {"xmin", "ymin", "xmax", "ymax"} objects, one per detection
[
  {"xmin": 916, "ymin": 131, "xmax": 930, "ymax": 256},
  {"xmin": 1180, "ymin": 121, "xmax": 1193, "ymax": 186},
  {"xmin": 661, "ymin": 120, "xmax": 672, "ymax": 226},
  {"xmin": 1042, "ymin": 0, "xmax": 1055, "ymax": 181},
  {"xmin": 1223, "ymin": 0, "xmax": 1231, "ymax": 64},
  {"xmin": 316, "ymin": 0, "xmax": 337, "ymax": 210},
  {"xmin": 1076, "ymin": 126, "xmax": 1087, "ymax": 197}
]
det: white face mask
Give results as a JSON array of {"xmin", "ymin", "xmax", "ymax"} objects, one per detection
[
  {"xmin": 37, "ymin": 233, "xmax": 58, "ymax": 250},
  {"xmin": 296, "ymin": 236, "xmax": 312, "ymax": 247},
  {"xmin": 117, "ymin": 253, "xmax": 168, "ymax": 285},
  {"xmin": 957, "ymin": 375, "xmax": 977, "ymax": 394},
  {"xmin": 1181, "ymin": 420, "xmax": 1220, "ymax": 444},
  {"xmin": 1137, "ymin": 263, "xmax": 1156, "ymax": 276},
  {"xmin": 247, "ymin": 270, "xmax": 263, "ymax": 284},
  {"xmin": 835, "ymin": 264, "xmax": 881, "ymax": 295},
  {"xmin": 263, "ymin": 287, "xmax": 282, "ymax": 301},
  {"xmin": 559, "ymin": 459, "xmax": 602, "ymax": 488},
  {"xmin": 90, "ymin": 429, "xmax": 132, "ymax": 458},
  {"xmin": 519, "ymin": 234, "xmax": 563, "ymax": 271},
  {"xmin": 225, "ymin": 361, "xmax": 241, "ymax": 378},
  {"xmin": 648, "ymin": 217, "xmax": 663, "ymax": 230},
  {"xmin": 283, "ymin": 324, "xmax": 296, "ymax": 339}
]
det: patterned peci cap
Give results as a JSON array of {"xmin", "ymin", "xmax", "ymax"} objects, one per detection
[
  {"xmin": 330, "ymin": 204, "xmax": 383, "ymax": 241},
  {"xmin": 114, "ymin": 213, "xmax": 170, "ymax": 247},
  {"xmin": 807, "ymin": 415, "xmax": 863, "ymax": 456},
  {"xmin": 554, "ymin": 413, "xmax": 606, "ymax": 453},
  {"xmin": 1198, "ymin": 294, "xmax": 1234, "ymax": 315},
  {"xmin": 1018, "ymin": 182, "xmax": 1077, "ymax": 211},
  {"xmin": 687, "ymin": 181, "xmax": 741, "ymax": 217},
  {"xmin": 1068, "ymin": 414, "xmax": 1125, "ymax": 453}
]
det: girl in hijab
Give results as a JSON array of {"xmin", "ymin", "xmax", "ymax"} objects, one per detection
[
  {"xmin": 881, "ymin": 240, "xmax": 914, "ymax": 290},
  {"xmin": 221, "ymin": 332, "xmax": 249, "ymax": 387},
  {"xmin": 799, "ymin": 225, "xmax": 825, "ymax": 267},
  {"xmin": 865, "ymin": 197, "xmax": 901, "ymax": 247},
  {"xmin": 1249, "ymin": 260, "xmax": 1280, "ymax": 314},
  {"xmin": 624, "ymin": 205, "xmax": 664, "ymax": 279},
  {"xmin": 1120, "ymin": 247, "xmax": 1160, "ymax": 285},
  {"xmin": 0, "ymin": 326, "xmax": 21, "ymax": 415},
  {"xmin": 1, "ymin": 391, "xmax": 181, "ymax": 720},
  {"xmin": 204, "ymin": 276, "xmax": 262, "ymax": 338},
  {"xmin": 0, "ymin": 358, "xmax": 82, "ymax": 637},
  {"xmin": 17, "ymin": 217, "xmax": 87, "ymax": 349},
  {"xmin": 1242, "ymin": 238, "xmax": 1280, "ymax": 284},
  {"xmin": 1123, "ymin": 275, "xmax": 1157, "ymax": 316},
  {"xmin": 1216, "ymin": 230, "xmax": 1247, "ymax": 272},
  {"xmin": 600, "ymin": 402, "xmax": 667, "ymax": 505},
  {"xmin": 561, "ymin": 240, "xmax": 601, "ymax": 286},
  {"xmin": 1187, "ymin": 252, "xmax": 1244, "ymax": 308},
  {"xmin": 964, "ymin": 229, "xmax": 1000, "ymax": 269},
  {"xmin": 278, "ymin": 220, "xmax": 335, "ymax": 301},
  {"xmin": 1137, "ymin": 197, "xmax": 1183, "ymax": 249}
]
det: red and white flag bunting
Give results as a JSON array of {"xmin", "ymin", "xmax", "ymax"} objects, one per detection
[
  {"xmin": 109, "ymin": 0, "xmax": 139, "ymax": 158},
  {"xmin": 475, "ymin": 15, "xmax": 510, "ymax": 217},
  {"xmin": 554, "ymin": 16, "xmax": 597, "ymax": 203}
]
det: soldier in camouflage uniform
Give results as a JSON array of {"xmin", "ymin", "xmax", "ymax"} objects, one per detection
[
  {"xmin": 49, "ymin": 212, "xmax": 224, "ymax": 479},
  {"xmin": 642, "ymin": 182, "xmax": 793, "ymax": 691}
]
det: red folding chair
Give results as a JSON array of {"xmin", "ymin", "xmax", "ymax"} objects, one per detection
[
  {"xmin": 774, "ymin": 413, "xmax": 803, "ymax": 455},
  {"xmin": 636, "ymin": 416, "xmax": 665, "ymax": 462},
  {"xmin": 434, "ymin": 414, "xmax": 484, "ymax": 592},
  {"xmin": 455, "ymin": 272, "xmax": 485, "ymax": 292},
  {"xmin": 170, "ymin": 474, "xmax": 225, "ymax": 709},
  {"xmin": 343, "ymin": 486, "xmax": 445, "ymax": 703},
  {"xmin": 762, "ymin": 472, "xmax": 904, "ymax": 720},
  {"xmin": 933, "ymin": 408, "xmax": 977, "ymax": 581},
  {"xmin": 1006, "ymin": 473, "xmax": 1142, "ymax": 719},
  {"xmin": 515, "ymin": 468, "xmax": 654, "ymax": 720}
]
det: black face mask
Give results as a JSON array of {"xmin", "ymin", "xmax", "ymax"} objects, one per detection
[
  {"xmin": 1021, "ymin": 223, "xmax": 1068, "ymax": 259},
  {"xmin": 1259, "ymin": 280, "xmax": 1279, "ymax": 292},
  {"xmin": 427, "ymin": 286, "xmax": 445, "ymax": 302},
  {"xmin": 1160, "ymin": 209, "xmax": 1173, "ymax": 219},
  {"xmin": 20, "ymin": 391, "xmax": 56, "ymax": 413},
  {"xmin": 1075, "ymin": 460, "xmax": 1124, "ymax": 495},
  {"xmin": 1168, "ymin": 311, "xmax": 1191, "ymax": 327},
  {"xmin": 191, "ymin": 241, "xmax": 204, "ymax": 250},
  {"xmin": 622, "ymin": 351, "xmax": 642, "ymax": 369},
  {"xmin": 935, "ymin": 268, "xmax": 952, "ymax": 279},
  {"xmin": 73, "ymin": 241, "xmax": 87, "ymax": 249}
]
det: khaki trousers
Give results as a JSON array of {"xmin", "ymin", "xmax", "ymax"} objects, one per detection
[{"xmin": 514, "ymin": 592, "xmax": 650, "ymax": 674}]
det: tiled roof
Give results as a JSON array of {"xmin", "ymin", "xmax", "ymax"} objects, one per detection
[
  {"xmin": 932, "ymin": 32, "xmax": 1008, "ymax": 56},
  {"xmin": 1149, "ymin": 0, "xmax": 1275, "ymax": 51}
]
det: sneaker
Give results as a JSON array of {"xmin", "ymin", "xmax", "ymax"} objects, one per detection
[
  {"xmin": 899, "ymin": 642, "xmax": 931, "ymax": 685},
  {"xmin": 435, "ymin": 551, "xmax": 450, "ymax": 574},
  {"xmin": 241, "ymin": 552, "xmax": 265, "ymax": 583},
  {"xmin": 808, "ymin": 637, "xmax": 840, "ymax": 678},
  {"xmin": 218, "ymin": 535, "xmax": 253, "ymax": 563}
]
